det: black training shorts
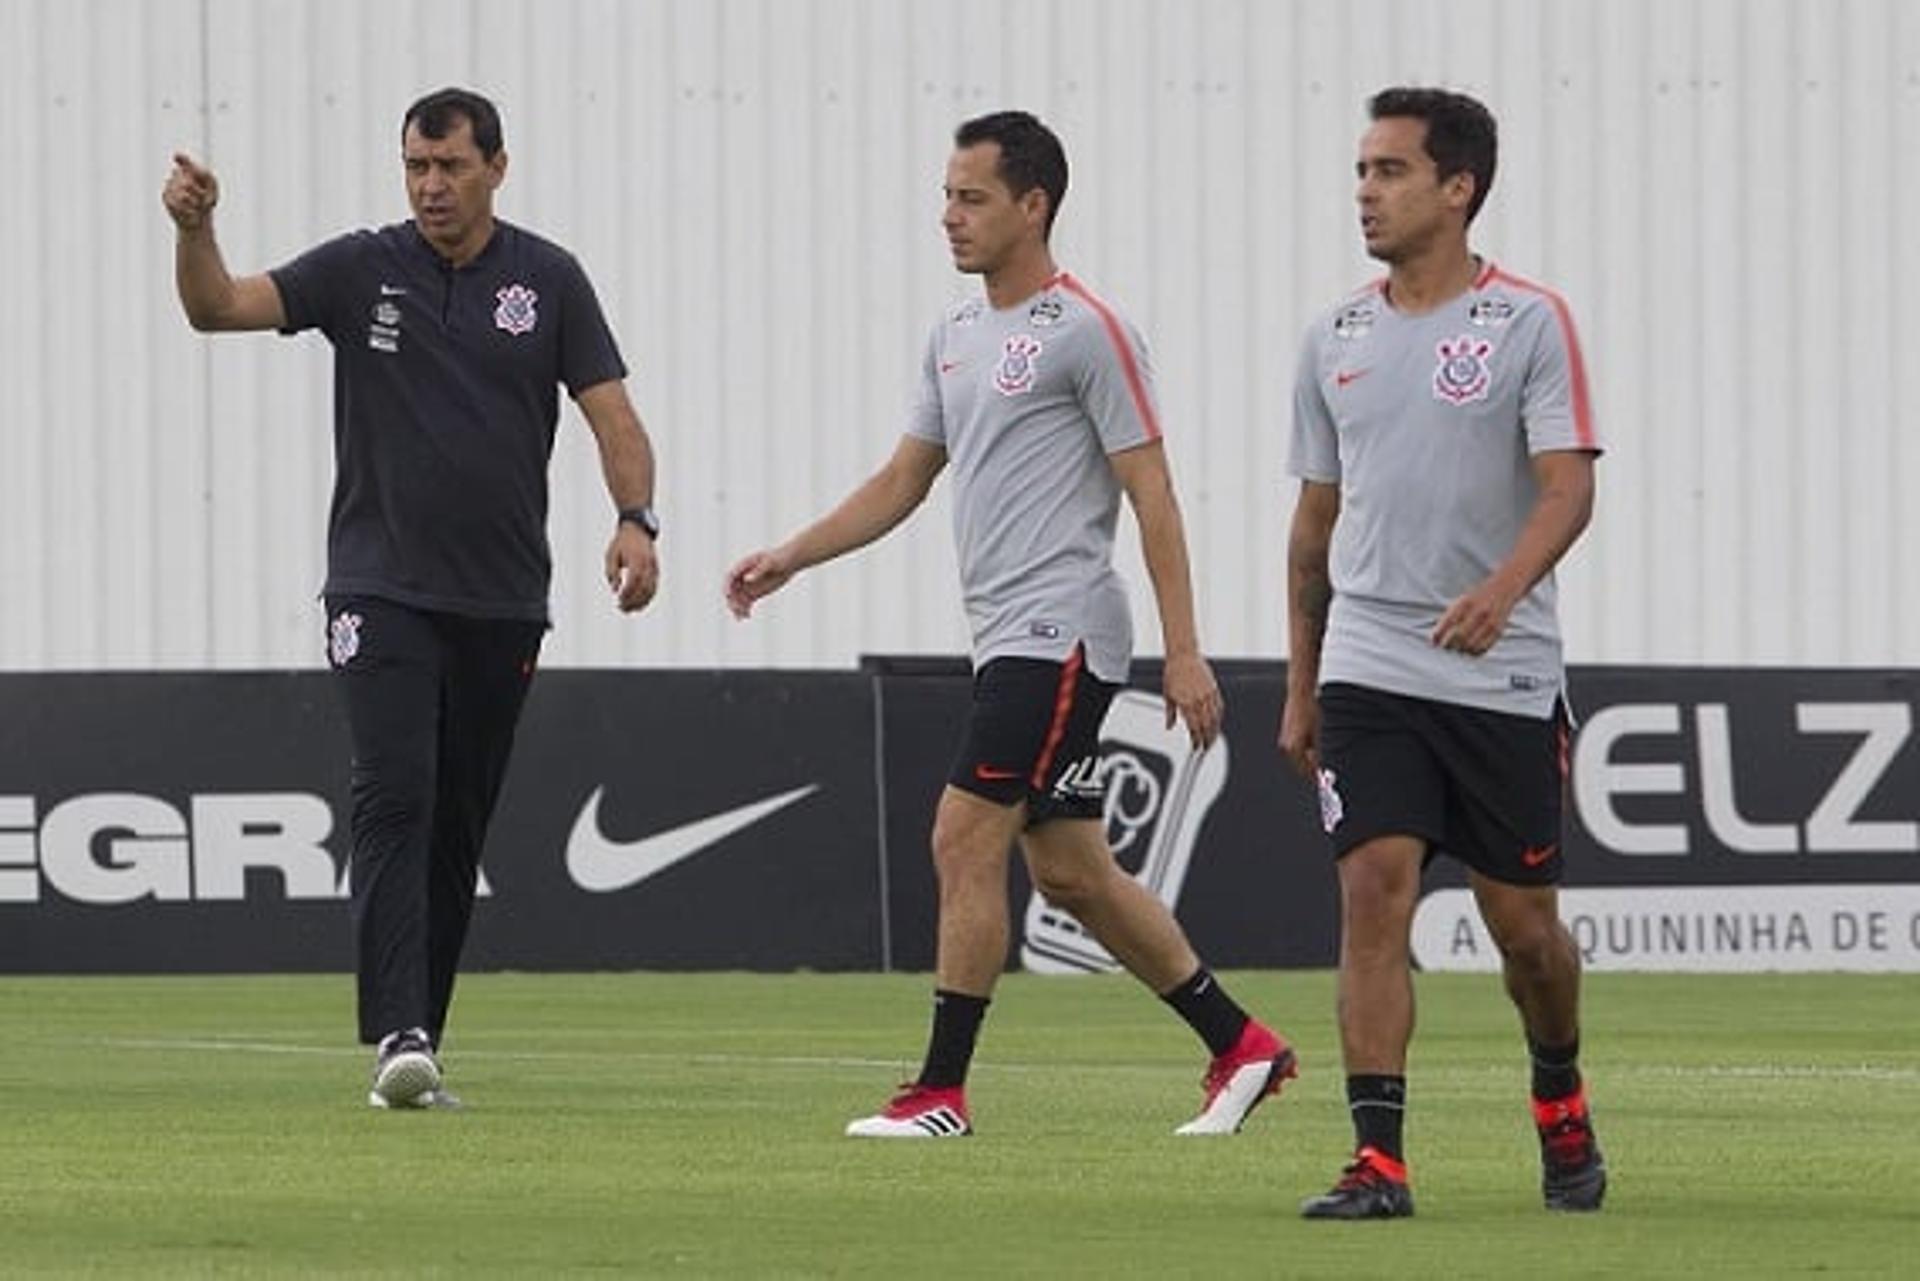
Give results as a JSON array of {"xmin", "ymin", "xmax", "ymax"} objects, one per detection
[
  {"xmin": 1314, "ymin": 681, "xmax": 1569, "ymax": 886},
  {"xmin": 949, "ymin": 644, "xmax": 1119, "ymax": 826}
]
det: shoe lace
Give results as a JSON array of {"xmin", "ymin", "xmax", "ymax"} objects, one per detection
[
  {"xmin": 1539, "ymin": 1113, "xmax": 1594, "ymax": 1166},
  {"xmin": 1334, "ymin": 1155, "xmax": 1388, "ymax": 1191},
  {"xmin": 888, "ymin": 1081, "xmax": 958, "ymax": 1109}
]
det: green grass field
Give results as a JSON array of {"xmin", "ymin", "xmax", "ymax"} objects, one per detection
[{"xmin": 1, "ymin": 971, "xmax": 1915, "ymax": 1277}]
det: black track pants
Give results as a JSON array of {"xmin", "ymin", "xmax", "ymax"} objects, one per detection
[{"xmin": 324, "ymin": 596, "xmax": 543, "ymax": 1046}]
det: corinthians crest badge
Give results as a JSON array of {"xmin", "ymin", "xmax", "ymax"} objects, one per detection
[
  {"xmin": 493, "ymin": 283, "xmax": 538, "ymax": 335},
  {"xmin": 1432, "ymin": 334, "xmax": 1494, "ymax": 405}
]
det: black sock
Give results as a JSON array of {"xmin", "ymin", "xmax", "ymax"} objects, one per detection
[
  {"xmin": 917, "ymin": 990, "xmax": 990, "ymax": 1089},
  {"xmin": 1529, "ymin": 1034, "xmax": 1581, "ymax": 1100},
  {"xmin": 1159, "ymin": 967, "xmax": 1251, "ymax": 1058},
  {"xmin": 1348, "ymin": 1074, "xmax": 1407, "ymax": 1160}
]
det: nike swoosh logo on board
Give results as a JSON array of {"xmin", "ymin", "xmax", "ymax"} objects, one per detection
[{"xmin": 565, "ymin": 784, "xmax": 820, "ymax": 892}]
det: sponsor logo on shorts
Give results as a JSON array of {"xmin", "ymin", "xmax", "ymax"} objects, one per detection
[
  {"xmin": 1316, "ymin": 767, "xmax": 1345, "ymax": 833},
  {"xmin": 1050, "ymin": 755, "xmax": 1104, "ymax": 803},
  {"xmin": 1432, "ymin": 334, "xmax": 1495, "ymax": 405}
]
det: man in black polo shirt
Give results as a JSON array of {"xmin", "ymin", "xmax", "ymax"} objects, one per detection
[{"xmin": 162, "ymin": 87, "xmax": 660, "ymax": 1108}]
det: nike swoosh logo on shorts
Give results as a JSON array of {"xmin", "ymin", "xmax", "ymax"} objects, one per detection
[
  {"xmin": 1521, "ymin": 843, "xmax": 1558, "ymax": 867},
  {"xmin": 974, "ymin": 765, "xmax": 1023, "ymax": 781},
  {"xmin": 565, "ymin": 784, "xmax": 820, "ymax": 892}
]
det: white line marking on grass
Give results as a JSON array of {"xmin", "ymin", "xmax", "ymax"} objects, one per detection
[
  {"xmin": 1631, "ymin": 1063, "xmax": 1920, "ymax": 1084},
  {"xmin": 103, "ymin": 1038, "xmax": 361, "ymax": 1059},
  {"xmin": 96, "ymin": 1039, "xmax": 1920, "ymax": 1084},
  {"xmin": 96, "ymin": 1037, "xmax": 1173, "ymax": 1077},
  {"xmin": 99, "ymin": 1037, "xmax": 923, "ymax": 1073}
]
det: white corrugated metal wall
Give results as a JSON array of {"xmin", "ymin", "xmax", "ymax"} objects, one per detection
[{"xmin": 1, "ymin": 0, "xmax": 1914, "ymax": 670}]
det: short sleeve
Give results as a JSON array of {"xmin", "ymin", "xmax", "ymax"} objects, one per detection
[
  {"xmin": 269, "ymin": 233, "xmax": 361, "ymax": 338},
  {"xmin": 904, "ymin": 324, "xmax": 946, "ymax": 446},
  {"xmin": 1520, "ymin": 299, "xmax": 1600, "ymax": 455},
  {"xmin": 1073, "ymin": 310, "xmax": 1161, "ymax": 453},
  {"xmin": 558, "ymin": 253, "xmax": 628, "ymax": 395},
  {"xmin": 1288, "ymin": 322, "xmax": 1341, "ymax": 483}
]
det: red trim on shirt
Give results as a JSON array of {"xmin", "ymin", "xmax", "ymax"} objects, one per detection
[
  {"xmin": 1487, "ymin": 267, "xmax": 1596, "ymax": 449},
  {"xmin": 1473, "ymin": 258, "xmax": 1499, "ymax": 289},
  {"xmin": 1029, "ymin": 645, "xmax": 1085, "ymax": 789},
  {"xmin": 1056, "ymin": 273, "xmax": 1162, "ymax": 441}
]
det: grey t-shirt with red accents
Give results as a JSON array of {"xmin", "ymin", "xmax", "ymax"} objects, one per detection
[
  {"xmin": 906, "ymin": 272, "xmax": 1161, "ymax": 683},
  {"xmin": 1288, "ymin": 263, "xmax": 1601, "ymax": 717}
]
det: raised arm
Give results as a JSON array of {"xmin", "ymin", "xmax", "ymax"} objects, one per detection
[
  {"xmin": 161, "ymin": 153, "xmax": 287, "ymax": 332},
  {"xmin": 574, "ymin": 378, "xmax": 660, "ymax": 613},
  {"xmin": 1110, "ymin": 439, "xmax": 1223, "ymax": 750},
  {"xmin": 724, "ymin": 435, "xmax": 946, "ymax": 619},
  {"xmin": 1279, "ymin": 479, "xmax": 1341, "ymax": 776}
]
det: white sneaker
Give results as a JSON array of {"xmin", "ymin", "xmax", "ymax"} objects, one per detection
[
  {"xmin": 845, "ymin": 1083, "xmax": 971, "ymax": 1138},
  {"xmin": 1174, "ymin": 1019, "xmax": 1298, "ymax": 1135},
  {"xmin": 368, "ymin": 1086, "xmax": 463, "ymax": 1111},
  {"xmin": 368, "ymin": 1028, "xmax": 442, "ymax": 1109}
]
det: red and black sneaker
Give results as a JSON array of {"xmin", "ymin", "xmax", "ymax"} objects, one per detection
[
  {"xmin": 1300, "ymin": 1145, "xmax": 1415, "ymax": 1220},
  {"xmin": 844, "ymin": 1082, "xmax": 972, "ymax": 1138},
  {"xmin": 1175, "ymin": 1018, "xmax": 1299, "ymax": 1135},
  {"xmin": 1534, "ymin": 1086, "xmax": 1608, "ymax": 1211}
]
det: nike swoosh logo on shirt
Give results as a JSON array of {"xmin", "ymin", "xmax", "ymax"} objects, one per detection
[
  {"xmin": 940, "ymin": 359, "xmax": 966, "ymax": 374},
  {"xmin": 565, "ymin": 783, "xmax": 820, "ymax": 892},
  {"xmin": 1335, "ymin": 368, "xmax": 1369, "ymax": 387}
]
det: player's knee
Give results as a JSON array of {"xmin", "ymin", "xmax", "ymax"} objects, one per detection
[
  {"xmin": 1028, "ymin": 859, "xmax": 1101, "ymax": 912},
  {"xmin": 929, "ymin": 813, "xmax": 1000, "ymax": 893},
  {"xmin": 1340, "ymin": 867, "xmax": 1419, "ymax": 936},
  {"xmin": 1491, "ymin": 913, "xmax": 1569, "ymax": 973}
]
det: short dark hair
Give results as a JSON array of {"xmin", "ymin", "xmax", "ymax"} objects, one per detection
[
  {"xmin": 953, "ymin": 110, "xmax": 1069, "ymax": 236},
  {"xmin": 1368, "ymin": 87, "xmax": 1497, "ymax": 223},
  {"xmin": 402, "ymin": 87, "xmax": 504, "ymax": 160}
]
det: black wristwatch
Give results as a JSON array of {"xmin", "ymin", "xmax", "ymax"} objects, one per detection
[{"xmin": 618, "ymin": 505, "xmax": 660, "ymax": 540}]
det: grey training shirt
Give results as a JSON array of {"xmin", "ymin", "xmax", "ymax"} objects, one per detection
[
  {"xmin": 1289, "ymin": 262, "xmax": 1601, "ymax": 716},
  {"xmin": 907, "ymin": 272, "xmax": 1162, "ymax": 683}
]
